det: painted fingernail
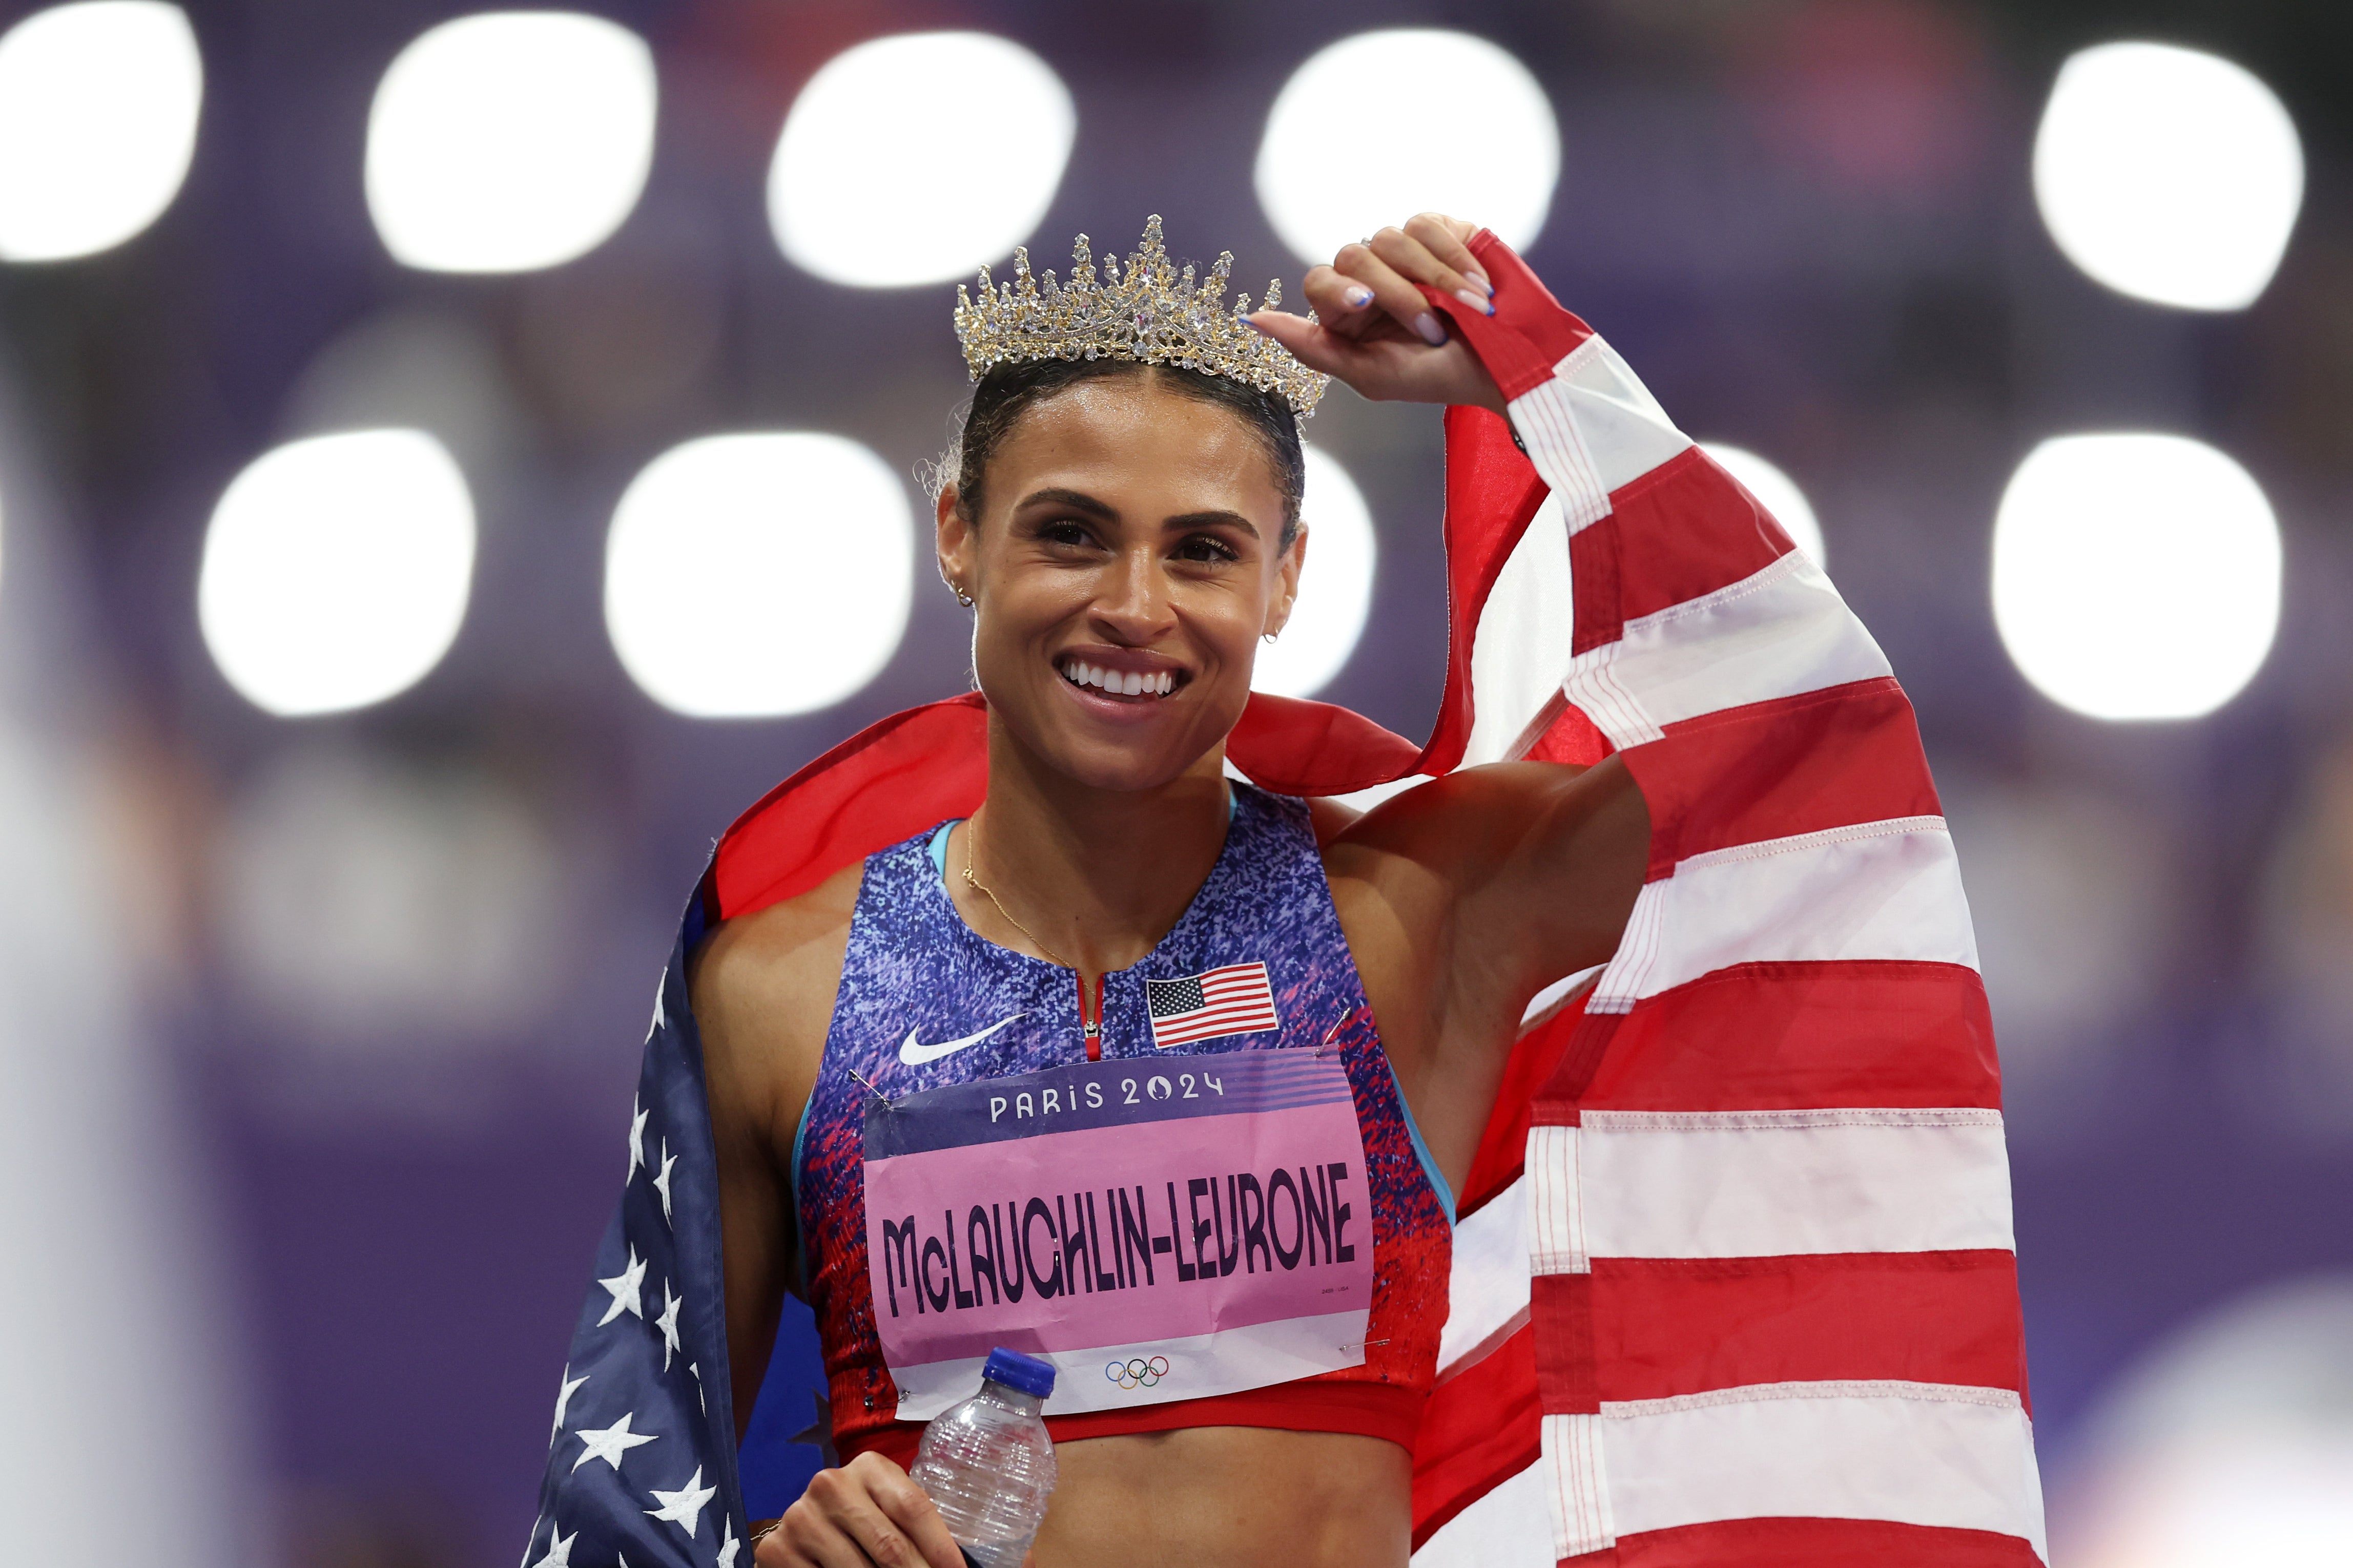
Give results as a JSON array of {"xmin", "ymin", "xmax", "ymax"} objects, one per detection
[
  {"xmin": 1466, "ymin": 267, "xmax": 1494, "ymax": 296},
  {"xmin": 1414, "ymin": 311, "xmax": 1448, "ymax": 346},
  {"xmin": 1343, "ymin": 284, "xmax": 1374, "ymax": 309},
  {"xmin": 1455, "ymin": 287, "xmax": 1496, "ymax": 317},
  {"xmin": 1242, "ymin": 315, "xmax": 1270, "ymax": 334}
]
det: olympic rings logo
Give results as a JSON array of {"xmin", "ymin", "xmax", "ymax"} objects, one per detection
[{"xmin": 1105, "ymin": 1355, "xmax": 1171, "ymax": 1391}]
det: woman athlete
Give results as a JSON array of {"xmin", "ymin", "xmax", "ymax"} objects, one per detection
[{"xmin": 699, "ymin": 212, "xmax": 1648, "ymax": 1568}]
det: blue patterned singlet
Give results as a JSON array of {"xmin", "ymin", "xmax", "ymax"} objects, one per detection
[{"xmin": 794, "ymin": 783, "xmax": 1454, "ymax": 1465}]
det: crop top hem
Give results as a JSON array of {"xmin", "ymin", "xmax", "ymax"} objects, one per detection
[{"xmin": 842, "ymin": 1380, "xmax": 1427, "ymax": 1470}]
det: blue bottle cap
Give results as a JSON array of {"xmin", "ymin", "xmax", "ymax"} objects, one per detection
[{"xmin": 981, "ymin": 1347, "xmax": 1057, "ymax": 1399}]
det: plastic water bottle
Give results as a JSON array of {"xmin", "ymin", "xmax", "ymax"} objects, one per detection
[{"xmin": 907, "ymin": 1348, "xmax": 1058, "ymax": 1568}]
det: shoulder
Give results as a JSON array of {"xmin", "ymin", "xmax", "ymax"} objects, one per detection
[
  {"xmin": 689, "ymin": 858, "xmax": 865, "ymax": 1130},
  {"xmin": 692, "ymin": 857, "xmax": 863, "ymax": 1023}
]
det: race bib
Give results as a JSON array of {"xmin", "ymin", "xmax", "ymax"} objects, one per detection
[{"xmin": 862, "ymin": 1049, "xmax": 1375, "ymax": 1419}]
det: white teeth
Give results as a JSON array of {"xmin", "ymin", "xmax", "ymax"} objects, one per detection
[{"xmin": 1059, "ymin": 659, "xmax": 1178, "ymax": 697}]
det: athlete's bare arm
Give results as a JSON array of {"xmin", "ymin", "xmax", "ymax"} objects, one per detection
[
  {"xmin": 1259, "ymin": 214, "xmax": 1654, "ymax": 1190},
  {"xmin": 689, "ymin": 864, "xmax": 858, "ymax": 1440},
  {"xmin": 1324, "ymin": 760, "xmax": 1647, "ymax": 1191}
]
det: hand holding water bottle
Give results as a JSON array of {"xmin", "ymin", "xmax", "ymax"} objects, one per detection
[
  {"xmin": 755, "ymin": 1449, "xmax": 968, "ymax": 1568},
  {"xmin": 758, "ymin": 1349, "xmax": 1057, "ymax": 1568}
]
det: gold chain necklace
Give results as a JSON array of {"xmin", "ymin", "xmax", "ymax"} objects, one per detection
[{"xmin": 961, "ymin": 816, "xmax": 1075, "ymax": 971}]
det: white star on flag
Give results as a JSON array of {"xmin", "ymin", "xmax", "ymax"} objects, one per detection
[
  {"xmin": 717, "ymin": 1516, "xmax": 740, "ymax": 1568},
  {"xmin": 596, "ymin": 1247, "xmax": 647, "ymax": 1326},
  {"xmin": 571, "ymin": 1411, "xmax": 657, "ymax": 1472},
  {"xmin": 689, "ymin": 1363, "xmax": 706, "ymax": 1414},
  {"xmin": 648, "ymin": 980, "xmax": 667, "ymax": 1042},
  {"xmin": 656, "ymin": 1280, "xmax": 683, "ymax": 1371},
  {"xmin": 627, "ymin": 1099, "xmax": 649, "ymax": 1183},
  {"xmin": 550, "ymin": 1368, "xmax": 588, "ymax": 1445},
  {"xmin": 645, "ymin": 1467, "xmax": 717, "ymax": 1538},
  {"xmin": 652, "ymin": 1138, "xmax": 676, "ymax": 1224},
  {"xmin": 527, "ymin": 1525, "xmax": 576, "ymax": 1568}
]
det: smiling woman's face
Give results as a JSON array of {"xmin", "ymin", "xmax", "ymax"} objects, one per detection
[{"xmin": 936, "ymin": 372, "xmax": 1303, "ymax": 793}]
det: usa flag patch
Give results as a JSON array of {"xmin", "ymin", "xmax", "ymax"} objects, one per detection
[{"xmin": 1144, "ymin": 962, "xmax": 1280, "ymax": 1048}]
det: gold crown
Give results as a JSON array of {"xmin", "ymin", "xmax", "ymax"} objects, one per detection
[{"xmin": 953, "ymin": 216, "xmax": 1329, "ymax": 419}]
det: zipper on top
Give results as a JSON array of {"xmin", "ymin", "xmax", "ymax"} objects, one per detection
[{"xmin": 1076, "ymin": 971, "xmax": 1104, "ymax": 1062}]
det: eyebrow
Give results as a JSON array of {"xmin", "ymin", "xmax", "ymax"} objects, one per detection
[{"xmin": 1014, "ymin": 488, "xmax": 1262, "ymax": 541}]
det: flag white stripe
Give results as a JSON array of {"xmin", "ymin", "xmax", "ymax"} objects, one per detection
[
  {"xmin": 1578, "ymin": 1109, "xmax": 2016, "ymax": 1260},
  {"xmin": 1590, "ymin": 817, "xmax": 1979, "ymax": 1014},
  {"xmin": 1463, "ymin": 494, "xmax": 1579, "ymax": 768},
  {"xmin": 1437, "ymin": 1172, "xmax": 1533, "ymax": 1374},
  {"xmin": 1599, "ymin": 1384, "xmax": 2047, "ymax": 1561},
  {"xmin": 1506, "ymin": 338, "xmax": 1694, "ymax": 530},
  {"xmin": 1565, "ymin": 551, "xmax": 1892, "ymax": 748},
  {"xmin": 1153, "ymin": 1011, "xmax": 1280, "ymax": 1034},
  {"xmin": 1543, "ymin": 1411, "xmax": 1616, "ymax": 1559},
  {"xmin": 1153, "ymin": 1017, "xmax": 1279, "ymax": 1042},
  {"xmin": 1526, "ymin": 1125, "xmax": 1586, "ymax": 1276}
]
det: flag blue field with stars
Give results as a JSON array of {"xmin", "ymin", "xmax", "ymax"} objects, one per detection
[{"xmin": 523, "ymin": 935, "xmax": 755, "ymax": 1568}]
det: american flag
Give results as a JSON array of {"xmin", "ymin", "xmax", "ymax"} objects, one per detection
[
  {"xmin": 1145, "ymin": 963, "xmax": 1281, "ymax": 1048},
  {"xmin": 528, "ymin": 231, "xmax": 2041, "ymax": 1567}
]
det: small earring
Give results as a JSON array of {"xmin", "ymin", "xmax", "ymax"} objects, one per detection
[
  {"xmin": 953, "ymin": 586, "xmax": 974, "ymax": 607},
  {"xmin": 1263, "ymin": 631, "xmax": 1279, "ymax": 644}
]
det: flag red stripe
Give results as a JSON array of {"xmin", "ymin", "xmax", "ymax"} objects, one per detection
[
  {"xmin": 1155, "ymin": 1000, "xmax": 1278, "ymax": 1022},
  {"xmin": 1199, "ymin": 981, "xmax": 1272, "ymax": 1001},
  {"xmin": 1170, "ymin": 998, "xmax": 1276, "ymax": 1021},
  {"xmin": 1161, "ymin": 1011, "xmax": 1278, "ymax": 1034},
  {"xmin": 1442, "ymin": 231, "xmax": 1598, "ymax": 401},
  {"xmin": 1568, "ymin": 451, "xmax": 1796, "ymax": 657},
  {"xmin": 1459, "ymin": 1001, "xmax": 1583, "ymax": 1218},
  {"xmin": 1526, "ymin": 1250, "xmax": 2029, "ymax": 1407},
  {"xmin": 1629, "ymin": 679, "xmax": 1940, "ymax": 880},
  {"xmin": 1410, "ymin": 1322, "xmax": 1541, "ymax": 1549},
  {"xmin": 1566, "ymin": 961, "xmax": 2000, "ymax": 1113},
  {"xmin": 712, "ymin": 694, "xmax": 990, "ymax": 918},
  {"xmin": 1583, "ymin": 1515, "xmax": 2045, "ymax": 1567},
  {"xmin": 1152, "ymin": 1007, "xmax": 1280, "ymax": 1035},
  {"xmin": 1151, "ymin": 1012, "xmax": 1281, "ymax": 1045}
]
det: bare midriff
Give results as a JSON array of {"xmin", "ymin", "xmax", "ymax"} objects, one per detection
[{"xmin": 1031, "ymin": 1427, "xmax": 1412, "ymax": 1567}]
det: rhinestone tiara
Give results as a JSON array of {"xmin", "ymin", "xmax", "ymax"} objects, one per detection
[{"xmin": 953, "ymin": 216, "xmax": 1329, "ymax": 420}]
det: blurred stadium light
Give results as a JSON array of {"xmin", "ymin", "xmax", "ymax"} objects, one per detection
[
  {"xmin": 2055, "ymin": 1273, "xmax": 2353, "ymax": 1567},
  {"xmin": 1255, "ymin": 29, "xmax": 1558, "ymax": 264},
  {"xmin": 0, "ymin": 1, "xmax": 200, "ymax": 263},
  {"xmin": 365, "ymin": 10, "xmax": 656, "ymax": 274},
  {"xmin": 1991, "ymin": 433, "xmax": 2280, "ymax": 721},
  {"xmin": 768, "ymin": 33, "xmax": 1074, "ymax": 289},
  {"xmin": 604, "ymin": 433, "xmax": 914, "ymax": 718},
  {"xmin": 198, "ymin": 430, "xmax": 476, "ymax": 718},
  {"xmin": 1253, "ymin": 445, "xmax": 1376, "ymax": 699},
  {"xmin": 1699, "ymin": 443, "xmax": 1826, "ymax": 568},
  {"xmin": 2033, "ymin": 41, "xmax": 2302, "ymax": 310}
]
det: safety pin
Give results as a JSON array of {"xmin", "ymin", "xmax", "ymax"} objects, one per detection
[
  {"xmin": 1339, "ymin": 1339, "xmax": 1390, "ymax": 1351},
  {"xmin": 1316, "ymin": 1015, "xmax": 1347, "ymax": 1056},
  {"xmin": 845, "ymin": 1067, "xmax": 896, "ymax": 1110}
]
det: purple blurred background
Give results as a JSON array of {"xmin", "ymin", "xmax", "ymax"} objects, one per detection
[{"xmin": 2, "ymin": 2, "xmax": 2349, "ymax": 1564}]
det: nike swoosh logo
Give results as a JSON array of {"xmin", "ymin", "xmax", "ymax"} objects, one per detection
[{"xmin": 898, "ymin": 1012, "xmax": 1026, "ymax": 1067}]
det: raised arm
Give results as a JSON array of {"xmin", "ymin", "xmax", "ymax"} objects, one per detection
[{"xmin": 1269, "ymin": 219, "xmax": 2041, "ymax": 1565}]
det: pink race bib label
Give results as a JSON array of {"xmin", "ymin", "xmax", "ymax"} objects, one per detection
[{"xmin": 861, "ymin": 1049, "xmax": 1375, "ymax": 1418}]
